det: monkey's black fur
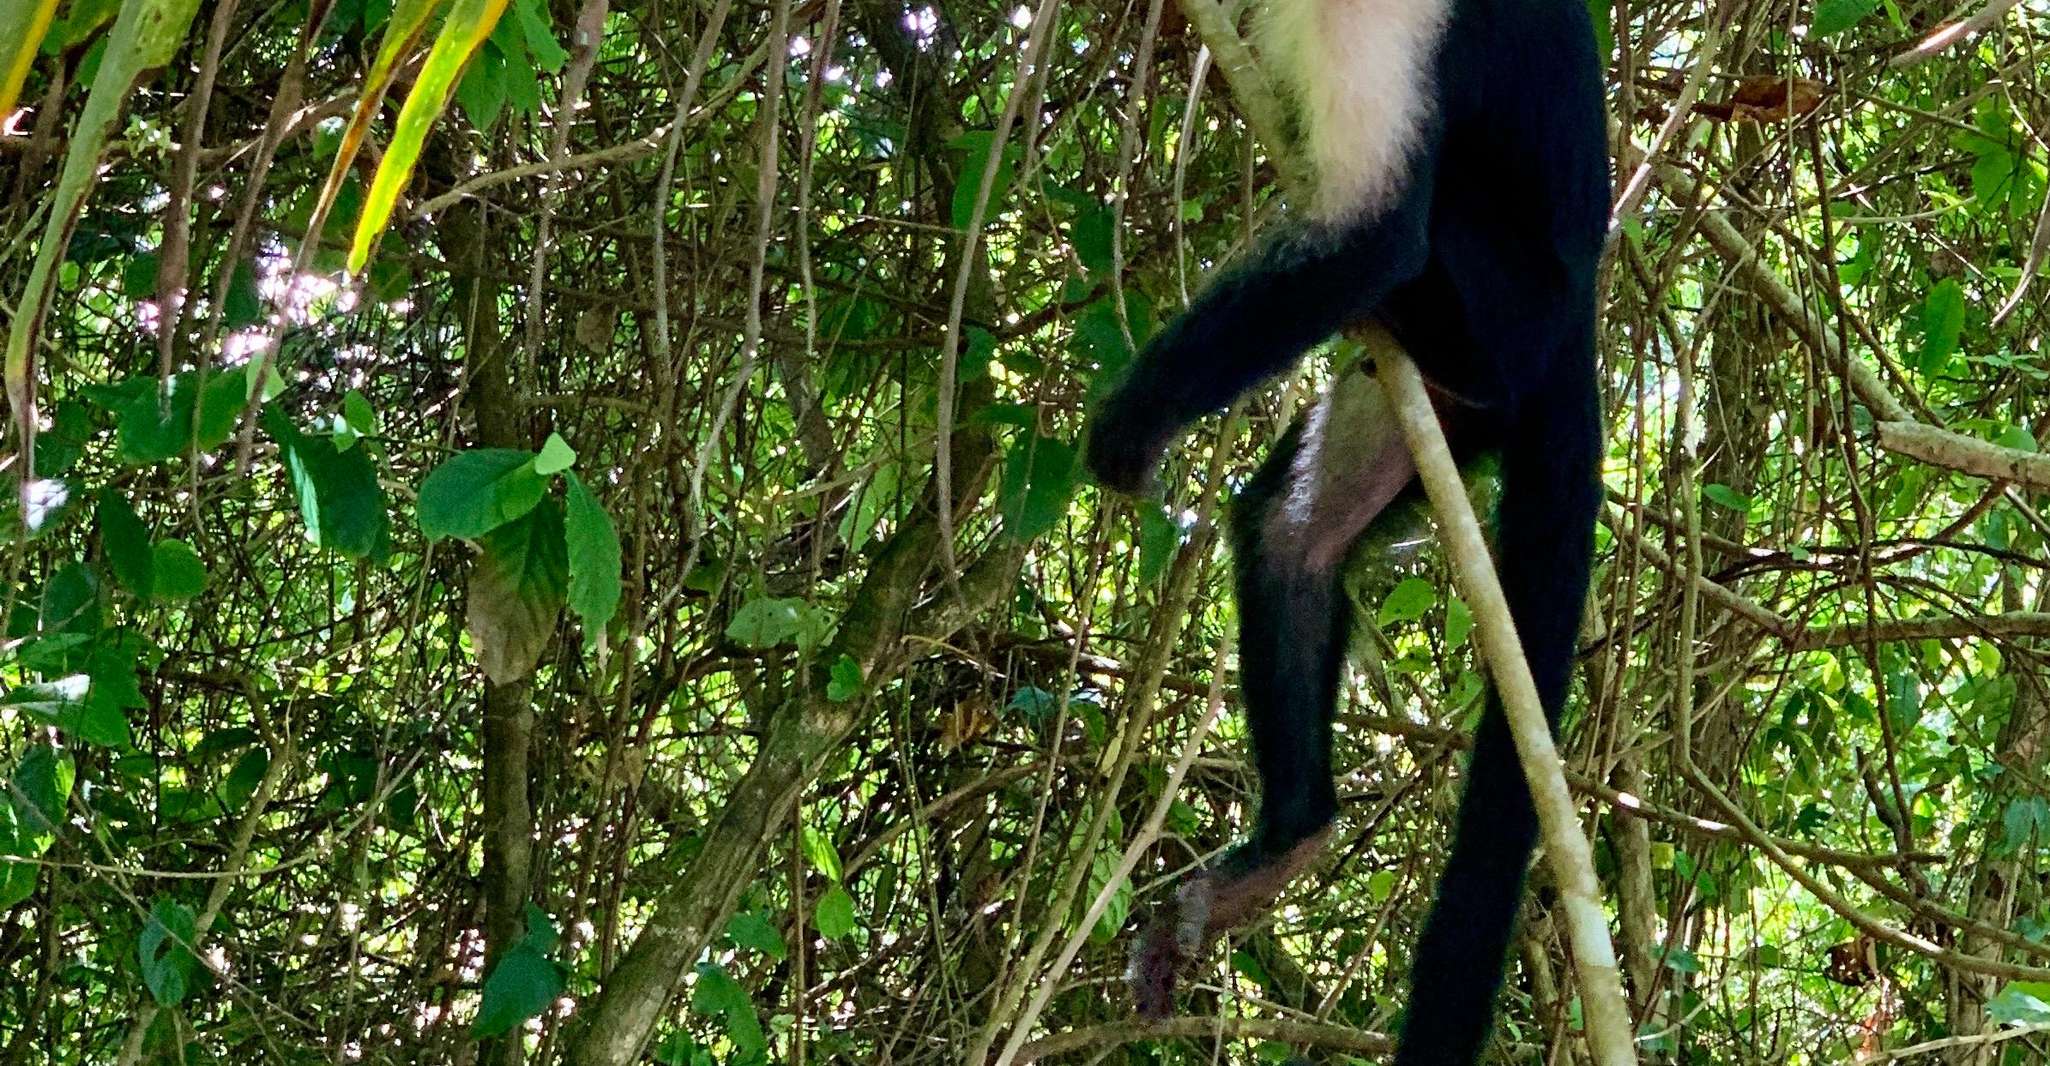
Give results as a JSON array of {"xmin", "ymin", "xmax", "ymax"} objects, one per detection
[{"xmin": 1084, "ymin": 0, "xmax": 1609, "ymax": 1061}]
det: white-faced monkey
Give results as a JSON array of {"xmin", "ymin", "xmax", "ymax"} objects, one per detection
[{"xmin": 1082, "ymin": 0, "xmax": 1609, "ymax": 1061}]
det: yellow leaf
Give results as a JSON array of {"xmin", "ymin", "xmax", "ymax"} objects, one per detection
[
  {"xmin": 348, "ymin": 0, "xmax": 513, "ymax": 274},
  {"xmin": 0, "ymin": 0, "xmax": 60, "ymax": 119}
]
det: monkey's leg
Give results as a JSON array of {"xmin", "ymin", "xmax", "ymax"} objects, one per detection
[{"xmin": 1131, "ymin": 372, "xmax": 1417, "ymax": 1017}]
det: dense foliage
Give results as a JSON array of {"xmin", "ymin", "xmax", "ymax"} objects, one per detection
[{"xmin": 3, "ymin": 0, "xmax": 2049, "ymax": 1062}]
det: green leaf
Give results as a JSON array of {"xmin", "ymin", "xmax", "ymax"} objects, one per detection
[
  {"xmin": 35, "ymin": 401, "xmax": 91, "ymax": 478},
  {"xmin": 265, "ymin": 407, "xmax": 391, "ymax": 558},
  {"xmin": 1994, "ymin": 423, "xmax": 2038, "ymax": 453},
  {"xmin": 466, "ymin": 498, "xmax": 569, "ymax": 684},
  {"xmin": 417, "ymin": 448, "xmax": 546, "ymax": 542},
  {"xmin": 814, "ymin": 884, "xmax": 857, "ymax": 940},
  {"xmin": 94, "ymin": 489, "xmax": 154, "ymax": 598},
  {"xmin": 801, "ymin": 825, "xmax": 844, "ymax": 882},
  {"xmin": 138, "ymin": 896, "xmax": 199, "ymax": 1006},
  {"xmin": 826, "ymin": 654, "xmax": 864, "ymax": 702},
  {"xmin": 471, "ymin": 943, "xmax": 563, "ymax": 1037},
  {"xmin": 2003, "ymin": 797, "xmax": 2048, "ymax": 852},
  {"xmin": 1073, "ymin": 299, "xmax": 1135, "ymax": 382},
  {"xmin": 1006, "ymin": 686, "xmax": 1059, "ymax": 724},
  {"xmin": 1585, "ymin": 0, "xmax": 1612, "ymax": 59},
  {"xmin": 222, "ymin": 258, "xmax": 262, "ymax": 328},
  {"xmin": 343, "ymin": 389, "xmax": 379, "ymax": 437},
  {"xmin": 352, "ymin": 0, "xmax": 515, "ymax": 272},
  {"xmin": 512, "ymin": 0, "xmax": 568, "ymax": 71},
  {"xmin": 837, "ymin": 463, "xmax": 898, "ymax": 554},
  {"xmin": 121, "ymin": 250, "xmax": 161, "ymax": 299},
  {"xmin": 726, "ymin": 597, "xmax": 813, "ymax": 650},
  {"xmin": 1918, "ymin": 279, "xmax": 1966, "ymax": 376},
  {"xmin": 1082, "ymin": 835, "xmax": 1132, "ymax": 940},
  {"xmin": 691, "ymin": 963, "xmax": 766, "ymax": 1058},
  {"xmin": 455, "ymin": 29, "xmax": 508, "ymax": 130},
  {"xmin": 7, "ymin": 743, "xmax": 72, "ymax": 848},
  {"xmin": 519, "ymin": 902, "xmax": 559, "ymax": 952},
  {"xmin": 222, "ymin": 747, "xmax": 269, "ymax": 811},
  {"xmin": 270, "ymin": 413, "xmax": 376, "ymax": 544},
  {"xmin": 1989, "ymin": 981, "xmax": 2050, "ymax": 1024},
  {"xmin": 1970, "ymin": 145, "xmax": 2020, "ymax": 209},
  {"xmin": 948, "ymin": 130, "xmax": 1017, "ymax": 231},
  {"xmin": 563, "ymin": 474, "xmax": 622, "ymax": 651},
  {"xmin": 150, "ymin": 540, "xmax": 207, "ymax": 601},
  {"xmin": 1137, "ymin": 503, "xmax": 1180, "ymax": 584},
  {"xmin": 1810, "ymin": 0, "xmax": 1881, "ymax": 36},
  {"xmin": 85, "ymin": 636, "xmax": 146, "ymax": 747},
  {"xmin": 0, "ymin": 0, "xmax": 58, "ymax": 118},
  {"xmin": 726, "ymin": 912, "xmax": 788, "ymax": 960},
  {"xmin": 999, "ymin": 434, "xmax": 1078, "ymax": 542},
  {"xmin": 1701, "ymin": 483, "xmax": 1752, "ymax": 513},
  {"xmin": 40, "ymin": 564, "xmax": 101, "ymax": 634},
  {"xmin": 1070, "ymin": 204, "xmax": 1114, "ymax": 275},
  {"xmin": 1444, "ymin": 597, "xmax": 1473, "ymax": 650},
  {"xmin": 1378, "ymin": 577, "xmax": 1436, "ymax": 626},
  {"xmin": 3, "ymin": 675, "xmax": 126, "ymax": 748},
  {"xmin": 534, "ymin": 432, "xmax": 577, "ymax": 475},
  {"xmin": 106, "ymin": 370, "xmax": 245, "ymax": 465},
  {"xmin": 962, "ymin": 326, "xmax": 998, "ymax": 380}
]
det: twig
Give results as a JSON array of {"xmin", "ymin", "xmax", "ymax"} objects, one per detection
[
  {"xmin": 1887, "ymin": 0, "xmax": 2026, "ymax": 69},
  {"xmin": 1371, "ymin": 338, "xmax": 1637, "ymax": 1066}
]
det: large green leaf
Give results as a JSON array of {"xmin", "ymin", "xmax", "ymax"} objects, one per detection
[
  {"xmin": 6, "ymin": 743, "xmax": 72, "ymax": 850},
  {"xmin": 725, "ymin": 912, "xmax": 787, "ymax": 961},
  {"xmin": 2, "ymin": 674, "xmax": 126, "ymax": 749},
  {"xmin": 94, "ymin": 490, "xmax": 154, "ymax": 598},
  {"xmin": 466, "ymin": 498, "xmax": 568, "ymax": 684},
  {"xmin": 264, "ymin": 407, "xmax": 391, "ymax": 558},
  {"xmin": 814, "ymin": 884, "xmax": 857, "ymax": 940},
  {"xmin": 138, "ymin": 896, "xmax": 199, "ymax": 1006},
  {"xmin": 690, "ymin": 963, "xmax": 766, "ymax": 1060},
  {"xmin": 472, "ymin": 944, "xmax": 561, "ymax": 1037},
  {"xmin": 97, "ymin": 370, "xmax": 246, "ymax": 465},
  {"xmin": 417, "ymin": 448, "xmax": 545, "ymax": 542},
  {"xmin": 0, "ymin": 743, "xmax": 70, "ymax": 909},
  {"xmin": 999, "ymin": 433, "xmax": 1078, "ymax": 542},
  {"xmin": 472, "ymin": 908, "xmax": 562, "ymax": 1038},
  {"xmin": 1378, "ymin": 577, "xmax": 1436, "ymax": 626},
  {"xmin": 564, "ymin": 473, "xmax": 622, "ymax": 650},
  {"xmin": 1918, "ymin": 279, "xmax": 1966, "ymax": 376},
  {"xmin": 151, "ymin": 540, "xmax": 208, "ymax": 601},
  {"xmin": 726, "ymin": 597, "xmax": 814, "ymax": 650},
  {"xmin": 1810, "ymin": 0, "xmax": 1881, "ymax": 36}
]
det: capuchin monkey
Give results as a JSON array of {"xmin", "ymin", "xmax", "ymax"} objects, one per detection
[{"xmin": 1082, "ymin": 0, "xmax": 1609, "ymax": 1061}]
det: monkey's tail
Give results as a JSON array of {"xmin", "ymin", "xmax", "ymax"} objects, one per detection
[{"xmin": 1392, "ymin": 357, "xmax": 1603, "ymax": 1066}]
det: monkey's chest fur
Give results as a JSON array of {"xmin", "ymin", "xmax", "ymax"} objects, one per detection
[{"xmin": 1262, "ymin": 0, "xmax": 1454, "ymax": 223}]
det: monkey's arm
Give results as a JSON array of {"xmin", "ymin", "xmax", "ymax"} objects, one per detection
[{"xmin": 1084, "ymin": 186, "xmax": 1434, "ymax": 494}]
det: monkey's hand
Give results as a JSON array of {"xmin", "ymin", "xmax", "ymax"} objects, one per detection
[{"xmin": 1082, "ymin": 391, "xmax": 1174, "ymax": 496}]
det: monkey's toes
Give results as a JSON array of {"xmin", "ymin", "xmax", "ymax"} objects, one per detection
[{"xmin": 1126, "ymin": 916, "xmax": 1185, "ymax": 1019}]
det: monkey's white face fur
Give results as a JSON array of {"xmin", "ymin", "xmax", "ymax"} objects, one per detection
[{"xmin": 1262, "ymin": 0, "xmax": 1452, "ymax": 222}]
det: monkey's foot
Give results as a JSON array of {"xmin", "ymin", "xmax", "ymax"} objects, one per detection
[
  {"xmin": 1126, "ymin": 829, "xmax": 1332, "ymax": 1018},
  {"xmin": 1128, "ymin": 875, "xmax": 1216, "ymax": 1019}
]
